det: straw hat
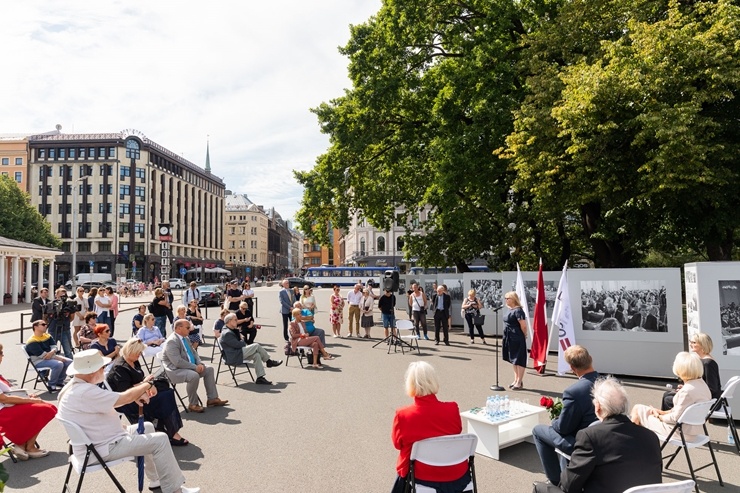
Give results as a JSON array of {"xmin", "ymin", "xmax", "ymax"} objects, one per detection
[{"xmin": 67, "ymin": 349, "xmax": 111, "ymax": 376}]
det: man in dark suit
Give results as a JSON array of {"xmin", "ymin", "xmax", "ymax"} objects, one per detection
[
  {"xmin": 219, "ymin": 313, "xmax": 282, "ymax": 385},
  {"xmin": 431, "ymin": 286, "xmax": 451, "ymax": 346},
  {"xmin": 626, "ymin": 303, "xmax": 658, "ymax": 332},
  {"xmin": 278, "ymin": 279, "xmax": 293, "ymax": 341},
  {"xmin": 532, "ymin": 345, "xmax": 599, "ymax": 485},
  {"xmin": 533, "ymin": 377, "xmax": 662, "ymax": 493}
]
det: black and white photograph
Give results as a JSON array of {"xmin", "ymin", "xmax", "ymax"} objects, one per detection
[
  {"xmin": 685, "ymin": 268, "xmax": 699, "ymax": 335},
  {"xmin": 424, "ymin": 280, "xmax": 436, "ymax": 301},
  {"xmin": 581, "ymin": 279, "xmax": 668, "ymax": 332},
  {"xmin": 718, "ymin": 280, "xmax": 740, "ymax": 356},
  {"xmin": 469, "ymin": 279, "xmax": 503, "ymax": 310},
  {"xmin": 509, "ymin": 280, "xmax": 557, "ymax": 319},
  {"xmin": 443, "ymin": 279, "xmax": 464, "ymax": 301}
]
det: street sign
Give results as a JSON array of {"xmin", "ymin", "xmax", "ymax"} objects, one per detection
[
  {"xmin": 89, "ymin": 261, "xmax": 94, "ymax": 267},
  {"xmin": 180, "ymin": 267, "xmax": 187, "ymax": 276}
]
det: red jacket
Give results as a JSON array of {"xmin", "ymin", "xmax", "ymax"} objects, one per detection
[{"xmin": 392, "ymin": 394, "xmax": 467, "ymax": 481}]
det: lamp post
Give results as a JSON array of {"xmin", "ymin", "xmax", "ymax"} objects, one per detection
[{"xmin": 71, "ymin": 175, "xmax": 89, "ymax": 290}]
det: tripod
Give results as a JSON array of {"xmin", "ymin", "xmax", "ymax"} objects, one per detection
[
  {"xmin": 489, "ymin": 304, "xmax": 505, "ymax": 391},
  {"xmin": 373, "ymin": 318, "xmax": 414, "ymax": 354}
]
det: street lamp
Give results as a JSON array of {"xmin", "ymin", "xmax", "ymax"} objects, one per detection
[{"xmin": 71, "ymin": 175, "xmax": 90, "ymax": 290}]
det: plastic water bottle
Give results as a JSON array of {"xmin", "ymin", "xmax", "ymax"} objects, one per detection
[
  {"xmin": 486, "ymin": 396, "xmax": 494, "ymax": 419},
  {"xmin": 503, "ymin": 395, "xmax": 510, "ymax": 418},
  {"xmin": 729, "ymin": 426, "xmax": 735, "ymax": 445}
]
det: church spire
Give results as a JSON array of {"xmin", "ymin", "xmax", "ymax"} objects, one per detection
[{"xmin": 205, "ymin": 136, "xmax": 211, "ymax": 174}]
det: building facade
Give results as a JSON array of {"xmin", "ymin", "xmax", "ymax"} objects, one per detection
[
  {"xmin": 0, "ymin": 135, "xmax": 30, "ymax": 191},
  {"xmin": 224, "ymin": 193, "xmax": 268, "ymax": 280},
  {"xmin": 28, "ymin": 129, "xmax": 225, "ymax": 284}
]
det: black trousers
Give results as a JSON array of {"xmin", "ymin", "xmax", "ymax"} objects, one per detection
[{"xmin": 434, "ymin": 310, "xmax": 449, "ymax": 343}]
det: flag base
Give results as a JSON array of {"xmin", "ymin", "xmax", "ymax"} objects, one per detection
[{"xmin": 489, "ymin": 384, "xmax": 505, "ymax": 391}]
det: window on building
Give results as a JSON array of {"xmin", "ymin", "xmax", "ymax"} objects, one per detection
[
  {"xmin": 120, "ymin": 204, "xmax": 130, "ymax": 215},
  {"xmin": 311, "ymin": 257, "xmax": 321, "ymax": 265},
  {"xmin": 14, "ymin": 172, "xmax": 21, "ymax": 183},
  {"xmin": 61, "ymin": 243, "xmax": 70, "ymax": 252},
  {"xmin": 126, "ymin": 139, "xmax": 140, "ymax": 159},
  {"xmin": 230, "ymin": 227, "xmax": 235, "ymax": 235},
  {"xmin": 134, "ymin": 223, "xmax": 145, "ymax": 236},
  {"xmin": 119, "ymin": 223, "xmax": 130, "ymax": 234},
  {"xmin": 121, "ymin": 166, "xmax": 131, "ymax": 177},
  {"xmin": 78, "ymin": 243, "xmax": 91, "ymax": 252},
  {"xmin": 59, "ymin": 148, "xmax": 66, "ymax": 159},
  {"xmin": 239, "ymin": 240, "xmax": 246, "ymax": 248},
  {"xmin": 14, "ymin": 157, "xmax": 22, "ymax": 165},
  {"xmin": 78, "ymin": 148, "xmax": 85, "ymax": 159},
  {"xmin": 38, "ymin": 148, "xmax": 46, "ymax": 159},
  {"xmin": 377, "ymin": 236, "xmax": 385, "ymax": 252},
  {"xmin": 229, "ymin": 241, "xmax": 235, "ymax": 248},
  {"xmin": 360, "ymin": 238, "xmax": 366, "ymax": 256},
  {"xmin": 134, "ymin": 186, "xmax": 145, "ymax": 198},
  {"xmin": 99, "ymin": 203, "xmax": 112, "ymax": 214},
  {"xmin": 251, "ymin": 227, "xmax": 257, "ymax": 235},
  {"xmin": 134, "ymin": 242, "xmax": 145, "ymax": 253},
  {"xmin": 396, "ymin": 214, "xmax": 404, "ymax": 227},
  {"xmin": 58, "ymin": 204, "xmax": 72, "ymax": 214},
  {"xmin": 69, "ymin": 148, "xmax": 76, "ymax": 159},
  {"xmin": 98, "ymin": 223, "xmax": 112, "ymax": 233},
  {"xmin": 49, "ymin": 148, "xmax": 56, "ymax": 159},
  {"xmin": 135, "ymin": 168, "xmax": 145, "ymax": 181},
  {"xmin": 120, "ymin": 185, "xmax": 130, "ymax": 198},
  {"xmin": 251, "ymin": 240, "xmax": 257, "ymax": 248},
  {"xmin": 251, "ymin": 254, "xmax": 257, "ymax": 262},
  {"xmin": 99, "ymin": 241, "xmax": 112, "ymax": 252},
  {"xmin": 1, "ymin": 158, "xmax": 7, "ymax": 165},
  {"xmin": 108, "ymin": 147, "xmax": 115, "ymax": 158},
  {"xmin": 46, "ymin": 185, "xmax": 52, "ymax": 196},
  {"xmin": 134, "ymin": 204, "xmax": 145, "ymax": 216},
  {"xmin": 397, "ymin": 237, "xmax": 404, "ymax": 252}
]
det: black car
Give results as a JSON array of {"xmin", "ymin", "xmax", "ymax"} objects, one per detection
[
  {"xmin": 198, "ymin": 285, "xmax": 224, "ymax": 307},
  {"xmin": 284, "ymin": 277, "xmax": 314, "ymax": 289}
]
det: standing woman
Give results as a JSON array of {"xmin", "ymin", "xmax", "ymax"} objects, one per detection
[
  {"xmin": 462, "ymin": 289, "xmax": 486, "ymax": 344},
  {"xmin": 329, "ymin": 284, "xmax": 345, "ymax": 338},
  {"xmin": 241, "ymin": 280, "xmax": 255, "ymax": 313},
  {"xmin": 409, "ymin": 283, "xmax": 429, "ymax": 340},
  {"xmin": 150, "ymin": 287, "xmax": 170, "ymax": 338},
  {"xmin": 360, "ymin": 288, "xmax": 374, "ymax": 339},
  {"xmin": 106, "ymin": 286, "xmax": 119, "ymax": 336},
  {"xmin": 72, "ymin": 286, "xmax": 87, "ymax": 348},
  {"xmin": 186, "ymin": 299, "xmax": 205, "ymax": 349},
  {"xmin": 94, "ymin": 288, "xmax": 111, "ymax": 330},
  {"xmin": 300, "ymin": 285, "xmax": 317, "ymax": 314},
  {"xmin": 87, "ymin": 287, "xmax": 98, "ymax": 313},
  {"xmin": 502, "ymin": 291, "xmax": 527, "ymax": 390}
]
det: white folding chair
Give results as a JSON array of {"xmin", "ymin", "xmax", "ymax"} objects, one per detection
[
  {"xmin": 20, "ymin": 343, "xmax": 55, "ymax": 393},
  {"xmin": 214, "ymin": 338, "xmax": 254, "ymax": 385},
  {"xmin": 396, "ymin": 319, "xmax": 420, "ymax": 355},
  {"xmin": 709, "ymin": 375, "xmax": 739, "ymax": 454},
  {"xmin": 656, "ymin": 399, "xmax": 722, "ymax": 492},
  {"xmin": 285, "ymin": 324, "xmax": 315, "ymax": 368},
  {"xmin": 623, "ymin": 480, "xmax": 696, "ymax": 493},
  {"xmin": 57, "ymin": 416, "xmax": 133, "ymax": 493},
  {"xmin": 154, "ymin": 351, "xmax": 196, "ymax": 413},
  {"xmin": 405, "ymin": 433, "xmax": 478, "ymax": 493}
]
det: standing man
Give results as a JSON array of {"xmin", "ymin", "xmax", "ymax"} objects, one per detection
[
  {"xmin": 431, "ymin": 285, "xmax": 451, "ymax": 346},
  {"xmin": 219, "ymin": 313, "xmax": 282, "ymax": 385},
  {"xmin": 346, "ymin": 283, "xmax": 363, "ymax": 337},
  {"xmin": 183, "ymin": 281, "xmax": 201, "ymax": 306},
  {"xmin": 533, "ymin": 377, "xmax": 661, "ymax": 493},
  {"xmin": 162, "ymin": 280, "xmax": 174, "ymax": 325},
  {"xmin": 532, "ymin": 345, "xmax": 599, "ymax": 485},
  {"xmin": 378, "ymin": 288, "xmax": 397, "ymax": 339},
  {"xmin": 46, "ymin": 287, "xmax": 75, "ymax": 358},
  {"xmin": 161, "ymin": 319, "xmax": 228, "ymax": 413},
  {"xmin": 57, "ymin": 349, "xmax": 200, "ymax": 493},
  {"xmin": 32, "ymin": 287, "xmax": 50, "ymax": 323},
  {"xmin": 279, "ymin": 279, "xmax": 293, "ymax": 341},
  {"xmin": 225, "ymin": 280, "xmax": 243, "ymax": 312}
]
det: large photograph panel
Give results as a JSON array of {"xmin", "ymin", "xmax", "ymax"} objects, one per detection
[
  {"xmin": 580, "ymin": 279, "xmax": 668, "ymax": 333},
  {"xmin": 718, "ymin": 280, "xmax": 740, "ymax": 356},
  {"xmin": 470, "ymin": 279, "xmax": 503, "ymax": 309}
]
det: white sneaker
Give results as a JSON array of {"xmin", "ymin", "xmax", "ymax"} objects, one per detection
[
  {"xmin": 179, "ymin": 487, "xmax": 201, "ymax": 493},
  {"xmin": 148, "ymin": 480, "xmax": 161, "ymax": 490}
]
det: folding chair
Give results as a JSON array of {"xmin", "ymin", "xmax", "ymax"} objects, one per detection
[
  {"xmin": 140, "ymin": 346, "xmax": 163, "ymax": 374},
  {"xmin": 154, "ymin": 352, "xmax": 196, "ymax": 413},
  {"xmin": 396, "ymin": 319, "xmax": 421, "ymax": 355},
  {"xmin": 1, "ymin": 431, "xmax": 19, "ymax": 463},
  {"xmin": 405, "ymin": 433, "xmax": 478, "ymax": 493},
  {"xmin": 214, "ymin": 338, "xmax": 254, "ymax": 385},
  {"xmin": 623, "ymin": 480, "xmax": 696, "ymax": 493},
  {"xmin": 285, "ymin": 324, "xmax": 317, "ymax": 368},
  {"xmin": 709, "ymin": 375, "xmax": 739, "ymax": 454},
  {"xmin": 57, "ymin": 417, "xmax": 134, "ymax": 493},
  {"xmin": 656, "ymin": 399, "xmax": 722, "ymax": 492},
  {"xmin": 20, "ymin": 344, "xmax": 55, "ymax": 393}
]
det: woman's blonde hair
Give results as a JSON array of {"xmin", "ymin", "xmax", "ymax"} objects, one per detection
[
  {"xmin": 143, "ymin": 313, "xmax": 155, "ymax": 324},
  {"xmin": 154, "ymin": 288, "xmax": 163, "ymax": 297},
  {"xmin": 121, "ymin": 338, "xmax": 146, "ymax": 360},
  {"xmin": 468, "ymin": 289, "xmax": 476, "ymax": 297},
  {"xmin": 505, "ymin": 291, "xmax": 522, "ymax": 308},
  {"xmin": 672, "ymin": 351, "xmax": 704, "ymax": 381},
  {"xmin": 404, "ymin": 361, "xmax": 440, "ymax": 398},
  {"xmin": 292, "ymin": 308, "xmax": 303, "ymax": 318},
  {"xmin": 690, "ymin": 332, "xmax": 713, "ymax": 355}
]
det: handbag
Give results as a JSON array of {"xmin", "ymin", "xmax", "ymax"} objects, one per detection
[
  {"xmin": 473, "ymin": 312, "xmax": 485, "ymax": 326},
  {"xmin": 153, "ymin": 376, "xmax": 170, "ymax": 391}
]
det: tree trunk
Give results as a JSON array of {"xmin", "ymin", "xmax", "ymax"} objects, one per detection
[{"xmin": 705, "ymin": 228, "xmax": 734, "ymax": 261}]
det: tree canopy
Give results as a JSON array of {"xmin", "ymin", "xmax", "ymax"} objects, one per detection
[
  {"xmin": 0, "ymin": 175, "xmax": 62, "ymax": 248},
  {"xmin": 297, "ymin": 0, "xmax": 740, "ymax": 270}
]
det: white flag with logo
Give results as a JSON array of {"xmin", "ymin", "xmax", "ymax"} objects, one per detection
[
  {"xmin": 515, "ymin": 263, "xmax": 532, "ymax": 340},
  {"xmin": 551, "ymin": 261, "xmax": 576, "ymax": 375}
]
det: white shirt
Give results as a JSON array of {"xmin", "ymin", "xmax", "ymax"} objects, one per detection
[
  {"xmin": 183, "ymin": 288, "xmax": 200, "ymax": 305},
  {"xmin": 94, "ymin": 294, "xmax": 111, "ymax": 316},
  {"xmin": 347, "ymin": 290, "xmax": 363, "ymax": 306}
]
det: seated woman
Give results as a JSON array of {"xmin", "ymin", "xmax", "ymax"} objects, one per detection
[
  {"xmin": 106, "ymin": 339, "xmax": 188, "ymax": 446},
  {"xmin": 131, "ymin": 304, "xmax": 147, "ymax": 337},
  {"xmin": 661, "ymin": 333, "xmax": 722, "ymax": 411},
  {"xmin": 213, "ymin": 308, "xmax": 230, "ymax": 340},
  {"xmin": 78, "ymin": 312, "xmax": 98, "ymax": 350},
  {"xmin": 136, "ymin": 313, "xmax": 166, "ymax": 358},
  {"xmin": 235, "ymin": 301, "xmax": 257, "ymax": 345},
  {"xmin": 289, "ymin": 308, "xmax": 333, "ymax": 369},
  {"xmin": 632, "ymin": 352, "xmax": 711, "ymax": 440},
  {"xmin": 185, "ymin": 299, "xmax": 205, "ymax": 349},
  {"xmin": 0, "ymin": 342, "xmax": 57, "ymax": 460},
  {"xmin": 391, "ymin": 361, "xmax": 471, "ymax": 493},
  {"xmin": 90, "ymin": 323, "xmax": 120, "ymax": 359}
]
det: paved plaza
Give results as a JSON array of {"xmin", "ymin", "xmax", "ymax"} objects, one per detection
[{"xmin": 0, "ymin": 285, "xmax": 737, "ymax": 492}]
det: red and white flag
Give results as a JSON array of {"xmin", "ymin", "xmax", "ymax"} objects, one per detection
[
  {"xmin": 551, "ymin": 261, "xmax": 575, "ymax": 375},
  {"xmin": 530, "ymin": 259, "xmax": 548, "ymax": 373}
]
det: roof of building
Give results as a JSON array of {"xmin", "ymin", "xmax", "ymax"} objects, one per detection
[
  {"xmin": 225, "ymin": 193, "xmax": 256, "ymax": 211},
  {"xmin": 0, "ymin": 235, "xmax": 62, "ymax": 253}
]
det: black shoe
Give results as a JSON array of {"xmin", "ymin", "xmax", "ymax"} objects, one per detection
[
  {"xmin": 255, "ymin": 376, "xmax": 273, "ymax": 385},
  {"xmin": 266, "ymin": 359, "xmax": 283, "ymax": 368},
  {"xmin": 434, "ymin": 341, "xmax": 440, "ymax": 346},
  {"xmin": 444, "ymin": 341, "xmax": 450, "ymax": 346}
]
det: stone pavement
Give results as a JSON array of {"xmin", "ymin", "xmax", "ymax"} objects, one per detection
[{"xmin": 0, "ymin": 286, "xmax": 736, "ymax": 492}]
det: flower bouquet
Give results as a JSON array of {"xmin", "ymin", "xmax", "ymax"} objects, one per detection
[{"xmin": 540, "ymin": 396, "xmax": 563, "ymax": 420}]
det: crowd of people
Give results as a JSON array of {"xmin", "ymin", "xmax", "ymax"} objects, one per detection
[{"xmin": 581, "ymin": 286, "xmax": 668, "ymax": 332}]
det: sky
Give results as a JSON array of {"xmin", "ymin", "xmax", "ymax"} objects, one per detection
[{"xmin": 0, "ymin": 0, "xmax": 382, "ymax": 224}]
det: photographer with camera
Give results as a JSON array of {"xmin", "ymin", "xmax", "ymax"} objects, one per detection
[{"xmin": 45, "ymin": 288, "xmax": 78, "ymax": 358}]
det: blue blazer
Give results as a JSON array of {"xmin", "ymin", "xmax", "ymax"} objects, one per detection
[{"xmin": 551, "ymin": 371, "xmax": 599, "ymax": 453}]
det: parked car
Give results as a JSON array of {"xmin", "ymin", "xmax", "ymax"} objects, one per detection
[
  {"xmin": 80, "ymin": 281, "xmax": 106, "ymax": 292},
  {"xmin": 284, "ymin": 277, "xmax": 314, "ymax": 289},
  {"xmin": 198, "ymin": 285, "xmax": 224, "ymax": 307},
  {"xmin": 168, "ymin": 278, "xmax": 187, "ymax": 289}
]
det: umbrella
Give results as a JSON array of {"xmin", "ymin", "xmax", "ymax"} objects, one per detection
[{"xmin": 137, "ymin": 404, "xmax": 145, "ymax": 493}]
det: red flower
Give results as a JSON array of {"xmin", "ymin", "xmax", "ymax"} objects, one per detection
[{"xmin": 540, "ymin": 396, "xmax": 548, "ymax": 406}]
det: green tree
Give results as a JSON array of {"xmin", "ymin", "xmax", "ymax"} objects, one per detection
[{"xmin": 0, "ymin": 175, "xmax": 62, "ymax": 248}]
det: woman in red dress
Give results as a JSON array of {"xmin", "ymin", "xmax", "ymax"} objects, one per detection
[{"xmin": 0, "ymin": 343, "xmax": 57, "ymax": 460}]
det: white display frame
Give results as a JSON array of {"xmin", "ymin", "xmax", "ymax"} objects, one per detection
[{"xmin": 462, "ymin": 272, "xmax": 505, "ymax": 337}]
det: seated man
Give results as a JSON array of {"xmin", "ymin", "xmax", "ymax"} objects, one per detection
[
  {"xmin": 161, "ymin": 319, "xmax": 228, "ymax": 413},
  {"xmin": 57, "ymin": 349, "xmax": 199, "ymax": 493},
  {"xmin": 219, "ymin": 313, "xmax": 282, "ymax": 385},
  {"xmin": 533, "ymin": 377, "xmax": 661, "ymax": 493},
  {"xmin": 25, "ymin": 319, "xmax": 72, "ymax": 391},
  {"xmin": 532, "ymin": 345, "xmax": 599, "ymax": 485}
]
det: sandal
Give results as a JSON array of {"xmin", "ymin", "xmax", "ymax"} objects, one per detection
[
  {"xmin": 312, "ymin": 364, "xmax": 323, "ymax": 369},
  {"xmin": 169, "ymin": 437, "xmax": 189, "ymax": 446},
  {"xmin": 324, "ymin": 355, "xmax": 335, "ymax": 360}
]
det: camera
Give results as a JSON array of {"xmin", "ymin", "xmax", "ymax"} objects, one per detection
[{"xmin": 45, "ymin": 296, "xmax": 80, "ymax": 318}]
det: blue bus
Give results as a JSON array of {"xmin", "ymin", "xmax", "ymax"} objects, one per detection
[{"xmin": 304, "ymin": 266, "xmax": 399, "ymax": 287}]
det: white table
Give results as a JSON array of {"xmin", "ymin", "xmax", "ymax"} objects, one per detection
[{"xmin": 460, "ymin": 404, "xmax": 546, "ymax": 460}]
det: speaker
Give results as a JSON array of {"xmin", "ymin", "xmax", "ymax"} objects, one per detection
[{"xmin": 383, "ymin": 271, "xmax": 399, "ymax": 292}]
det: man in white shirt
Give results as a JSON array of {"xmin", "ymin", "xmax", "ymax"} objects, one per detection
[
  {"xmin": 57, "ymin": 349, "xmax": 200, "ymax": 493},
  {"xmin": 182, "ymin": 282, "xmax": 201, "ymax": 306},
  {"xmin": 346, "ymin": 284, "xmax": 364, "ymax": 337}
]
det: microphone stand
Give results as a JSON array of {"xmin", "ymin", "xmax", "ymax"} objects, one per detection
[{"xmin": 490, "ymin": 304, "xmax": 505, "ymax": 391}]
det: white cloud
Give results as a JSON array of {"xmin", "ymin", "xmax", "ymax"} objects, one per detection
[{"xmin": 0, "ymin": 0, "xmax": 381, "ymax": 222}]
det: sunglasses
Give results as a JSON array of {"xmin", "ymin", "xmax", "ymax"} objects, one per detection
[{"xmin": 35, "ymin": 322, "xmax": 48, "ymax": 327}]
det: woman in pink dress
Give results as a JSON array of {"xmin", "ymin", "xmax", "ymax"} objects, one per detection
[{"xmin": 329, "ymin": 284, "xmax": 345, "ymax": 337}]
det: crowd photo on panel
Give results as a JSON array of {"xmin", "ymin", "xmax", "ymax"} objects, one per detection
[{"xmin": 4, "ymin": 264, "xmax": 735, "ymax": 493}]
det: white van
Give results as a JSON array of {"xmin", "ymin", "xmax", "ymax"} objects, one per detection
[{"xmin": 65, "ymin": 273, "xmax": 113, "ymax": 289}]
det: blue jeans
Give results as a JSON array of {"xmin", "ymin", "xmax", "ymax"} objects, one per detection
[
  {"xmin": 35, "ymin": 357, "xmax": 72, "ymax": 387},
  {"xmin": 532, "ymin": 424, "xmax": 571, "ymax": 484},
  {"xmin": 49, "ymin": 318, "xmax": 74, "ymax": 358},
  {"xmin": 381, "ymin": 313, "xmax": 395, "ymax": 329},
  {"xmin": 154, "ymin": 316, "xmax": 168, "ymax": 338}
]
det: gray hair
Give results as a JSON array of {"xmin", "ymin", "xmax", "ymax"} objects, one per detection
[
  {"xmin": 224, "ymin": 313, "xmax": 237, "ymax": 324},
  {"xmin": 592, "ymin": 376, "xmax": 629, "ymax": 418}
]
